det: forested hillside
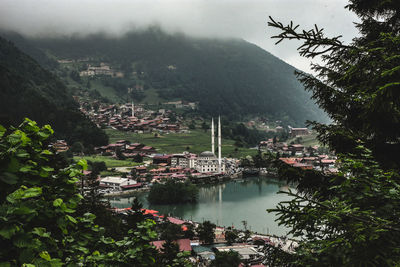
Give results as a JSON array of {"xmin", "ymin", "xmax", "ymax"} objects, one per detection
[
  {"xmin": 22, "ymin": 27, "xmax": 326, "ymax": 126},
  {"xmin": 0, "ymin": 36, "xmax": 108, "ymax": 147}
]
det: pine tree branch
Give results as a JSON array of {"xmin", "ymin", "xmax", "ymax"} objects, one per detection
[{"xmin": 268, "ymin": 16, "xmax": 353, "ymax": 58}]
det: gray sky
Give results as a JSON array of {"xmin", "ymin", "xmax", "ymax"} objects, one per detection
[{"xmin": 0, "ymin": 0, "xmax": 359, "ymax": 72}]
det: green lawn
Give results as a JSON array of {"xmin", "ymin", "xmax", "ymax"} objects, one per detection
[
  {"xmin": 89, "ymin": 79, "xmax": 124, "ymax": 103},
  {"xmin": 105, "ymin": 128, "xmax": 257, "ymax": 158},
  {"xmin": 287, "ymin": 133, "xmax": 320, "ymax": 147},
  {"xmin": 73, "ymin": 155, "xmax": 141, "ymax": 168},
  {"xmin": 140, "ymin": 88, "xmax": 164, "ymax": 104}
]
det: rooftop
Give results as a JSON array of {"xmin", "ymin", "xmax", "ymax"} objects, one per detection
[{"xmin": 199, "ymin": 151, "xmax": 216, "ymax": 157}]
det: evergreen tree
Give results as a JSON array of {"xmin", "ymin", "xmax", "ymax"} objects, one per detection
[
  {"xmin": 266, "ymin": 0, "xmax": 400, "ymax": 265},
  {"xmin": 210, "ymin": 251, "xmax": 241, "ymax": 267},
  {"xmin": 159, "ymin": 239, "xmax": 180, "ymax": 266},
  {"xmin": 225, "ymin": 230, "xmax": 238, "ymax": 245},
  {"xmin": 197, "ymin": 221, "xmax": 216, "ymax": 244}
]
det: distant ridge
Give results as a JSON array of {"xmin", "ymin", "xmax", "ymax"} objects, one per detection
[
  {"xmin": 6, "ymin": 27, "xmax": 327, "ymax": 126},
  {"xmin": 0, "ymin": 36, "xmax": 108, "ymax": 147}
]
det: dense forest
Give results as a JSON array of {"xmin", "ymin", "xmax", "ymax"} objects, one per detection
[
  {"xmin": 6, "ymin": 28, "xmax": 327, "ymax": 126},
  {"xmin": 0, "ymin": 36, "xmax": 108, "ymax": 147}
]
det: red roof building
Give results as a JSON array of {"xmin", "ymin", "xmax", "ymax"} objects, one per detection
[{"xmin": 151, "ymin": 239, "xmax": 192, "ymax": 252}]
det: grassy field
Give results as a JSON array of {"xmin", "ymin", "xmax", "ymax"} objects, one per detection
[
  {"xmin": 105, "ymin": 128, "xmax": 257, "ymax": 158},
  {"xmin": 89, "ymin": 79, "xmax": 124, "ymax": 103},
  {"xmin": 73, "ymin": 155, "xmax": 141, "ymax": 168},
  {"xmin": 140, "ymin": 88, "xmax": 164, "ymax": 104},
  {"xmin": 287, "ymin": 133, "xmax": 320, "ymax": 147}
]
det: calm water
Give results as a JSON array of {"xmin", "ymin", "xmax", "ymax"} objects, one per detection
[{"xmin": 109, "ymin": 177, "xmax": 292, "ymax": 235}]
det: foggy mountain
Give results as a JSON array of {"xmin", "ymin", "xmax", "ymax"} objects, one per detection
[{"xmin": 3, "ymin": 28, "xmax": 327, "ymax": 125}]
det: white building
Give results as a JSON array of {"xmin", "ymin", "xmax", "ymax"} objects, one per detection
[
  {"xmin": 99, "ymin": 177, "xmax": 136, "ymax": 190},
  {"xmin": 196, "ymin": 116, "xmax": 225, "ymax": 173},
  {"xmin": 171, "ymin": 154, "xmax": 189, "ymax": 168},
  {"xmin": 196, "ymin": 151, "xmax": 224, "ymax": 173}
]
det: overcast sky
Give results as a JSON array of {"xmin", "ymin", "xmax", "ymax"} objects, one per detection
[{"xmin": 0, "ymin": 0, "xmax": 359, "ymax": 72}]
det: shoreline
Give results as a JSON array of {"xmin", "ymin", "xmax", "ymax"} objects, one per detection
[{"xmin": 103, "ymin": 173, "xmax": 280, "ymax": 198}]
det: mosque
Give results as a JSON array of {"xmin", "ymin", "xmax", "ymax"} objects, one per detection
[{"xmin": 196, "ymin": 117, "xmax": 225, "ymax": 173}]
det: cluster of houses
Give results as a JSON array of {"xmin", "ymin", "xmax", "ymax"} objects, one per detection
[
  {"xmin": 79, "ymin": 101, "xmax": 182, "ymax": 133},
  {"xmin": 279, "ymin": 157, "xmax": 337, "ymax": 173},
  {"xmin": 79, "ymin": 62, "xmax": 124, "ymax": 78},
  {"xmin": 259, "ymin": 138, "xmax": 337, "ymax": 173},
  {"xmin": 163, "ymin": 100, "xmax": 198, "ymax": 110},
  {"xmin": 95, "ymin": 140, "xmax": 156, "ymax": 158},
  {"xmin": 97, "ymin": 151, "xmax": 238, "ymax": 192},
  {"xmin": 259, "ymin": 139, "xmax": 317, "ymax": 156},
  {"xmin": 114, "ymin": 207, "xmax": 297, "ymax": 266}
]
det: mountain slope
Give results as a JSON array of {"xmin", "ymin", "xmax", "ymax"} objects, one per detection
[
  {"xmin": 26, "ymin": 28, "xmax": 326, "ymax": 125},
  {"xmin": 0, "ymin": 36, "xmax": 108, "ymax": 147}
]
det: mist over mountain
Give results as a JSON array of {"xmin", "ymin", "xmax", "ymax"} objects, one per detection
[
  {"xmin": 0, "ymin": 36, "xmax": 108, "ymax": 147},
  {"xmin": 3, "ymin": 28, "xmax": 328, "ymax": 125}
]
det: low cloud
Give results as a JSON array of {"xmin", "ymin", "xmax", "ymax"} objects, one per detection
[{"xmin": 0, "ymin": 0, "xmax": 359, "ymax": 72}]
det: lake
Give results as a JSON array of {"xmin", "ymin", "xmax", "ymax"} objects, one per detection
[{"xmin": 109, "ymin": 176, "xmax": 292, "ymax": 236}]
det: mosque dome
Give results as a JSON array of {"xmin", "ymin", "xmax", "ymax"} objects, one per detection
[{"xmin": 199, "ymin": 151, "xmax": 216, "ymax": 157}]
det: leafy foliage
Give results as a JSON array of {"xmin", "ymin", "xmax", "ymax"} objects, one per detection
[
  {"xmin": 0, "ymin": 119, "xmax": 159, "ymax": 266},
  {"xmin": 266, "ymin": 0, "xmax": 400, "ymax": 265}
]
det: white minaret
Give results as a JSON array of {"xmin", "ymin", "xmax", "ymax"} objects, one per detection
[
  {"xmin": 131, "ymin": 101, "xmax": 135, "ymax": 117},
  {"xmin": 211, "ymin": 118, "xmax": 215, "ymax": 154},
  {"xmin": 218, "ymin": 116, "xmax": 222, "ymax": 173}
]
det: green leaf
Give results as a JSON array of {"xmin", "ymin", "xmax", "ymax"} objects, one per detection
[
  {"xmin": 65, "ymin": 215, "xmax": 77, "ymax": 224},
  {"xmin": 0, "ymin": 225, "xmax": 18, "ymax": 239},
  {"xmin": 0, "ymin": 124, "xmax": 6, "ymax": 138},
  {"xmin": 14, "ymin": 205, "xmax": 36, "ymax": 215},
  {"xmin": 42, "ymin": 166, "xmax": 54, "ymax": 172},
  {"xmin": 0, "ymin": 172, "xmax": 18, "ymax": 185},
  {"xmin": 7, "ymin": 132, "xmax": 22, "ymax": 145},
  {"xmin": 53, "ymin": 198, "xmax": 63, "ymax": 207},
  {"xmin": 13, "ymin": 233, "xmax": 35, "ymax": 248},
  {"xmin": 19, "ymin": 249, "xmax": 35, "ymax": 264},
  {"xmin": 7, "ymin": 187, "xmax": 26, "ymax": 203},
  {"xmin": 40, "ymin": 150, "xmax": 53, "ymax": 155},
  {"xmin": 39, "ymin": 170, "xmax": 50, "ymax": 178},
  {"xmin": 16, "ymin": 150, "xmax": 29, "ymax": 158},
  {"xmin": 6, "ymin": 157, "xmax": 20, "ymax": 173},
  {"xmin": 19, "ymin": 165, "xmax": 33, "ymax": 173},
  {"xmin": 22, "ymin": 187, "xmax": 42, "ymax": 199},
  {"xmin": 39, "ymin": 251, "xmax": 51, "ymax": 261},
  {"xmin": 32, "ymin": 227, "xmax": 50, "ymax": 238},
  {"xmin": 77, "ymin": 159, "xmax": 88, "ymax": 170}
]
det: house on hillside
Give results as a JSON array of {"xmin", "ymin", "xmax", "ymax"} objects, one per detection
[{"xmin": 289, "ymin": 127, "xmax": 309, "ymax": 137}]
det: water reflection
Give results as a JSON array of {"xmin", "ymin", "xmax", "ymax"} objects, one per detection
[{"xmin": 109, "ymin": 177, "xmax": 291, "ymax": 235}]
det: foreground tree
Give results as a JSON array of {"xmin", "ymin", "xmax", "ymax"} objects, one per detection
[
  {"xmin": 0, "ymin": 119, "xmax": 158, "ymax": 265},
  {"xmin": 266, "ymin": 0, "xmax": 400, "ymax": 266}
]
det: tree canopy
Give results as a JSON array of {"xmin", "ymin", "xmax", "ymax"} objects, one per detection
[
  {"xmin": 266, "ymin": 0, "xmax": 400, "ymax": 266},
  {"xmin": 0, "ymin": 119, "xmax": 158, "ymax": 266},
  {"xmin": 147, "ymin": 180, "xmax": 199, "ymax": 205},
  {"xmin": 0, "ymin": 36, "xmax": 108, "ymax": 148}
]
